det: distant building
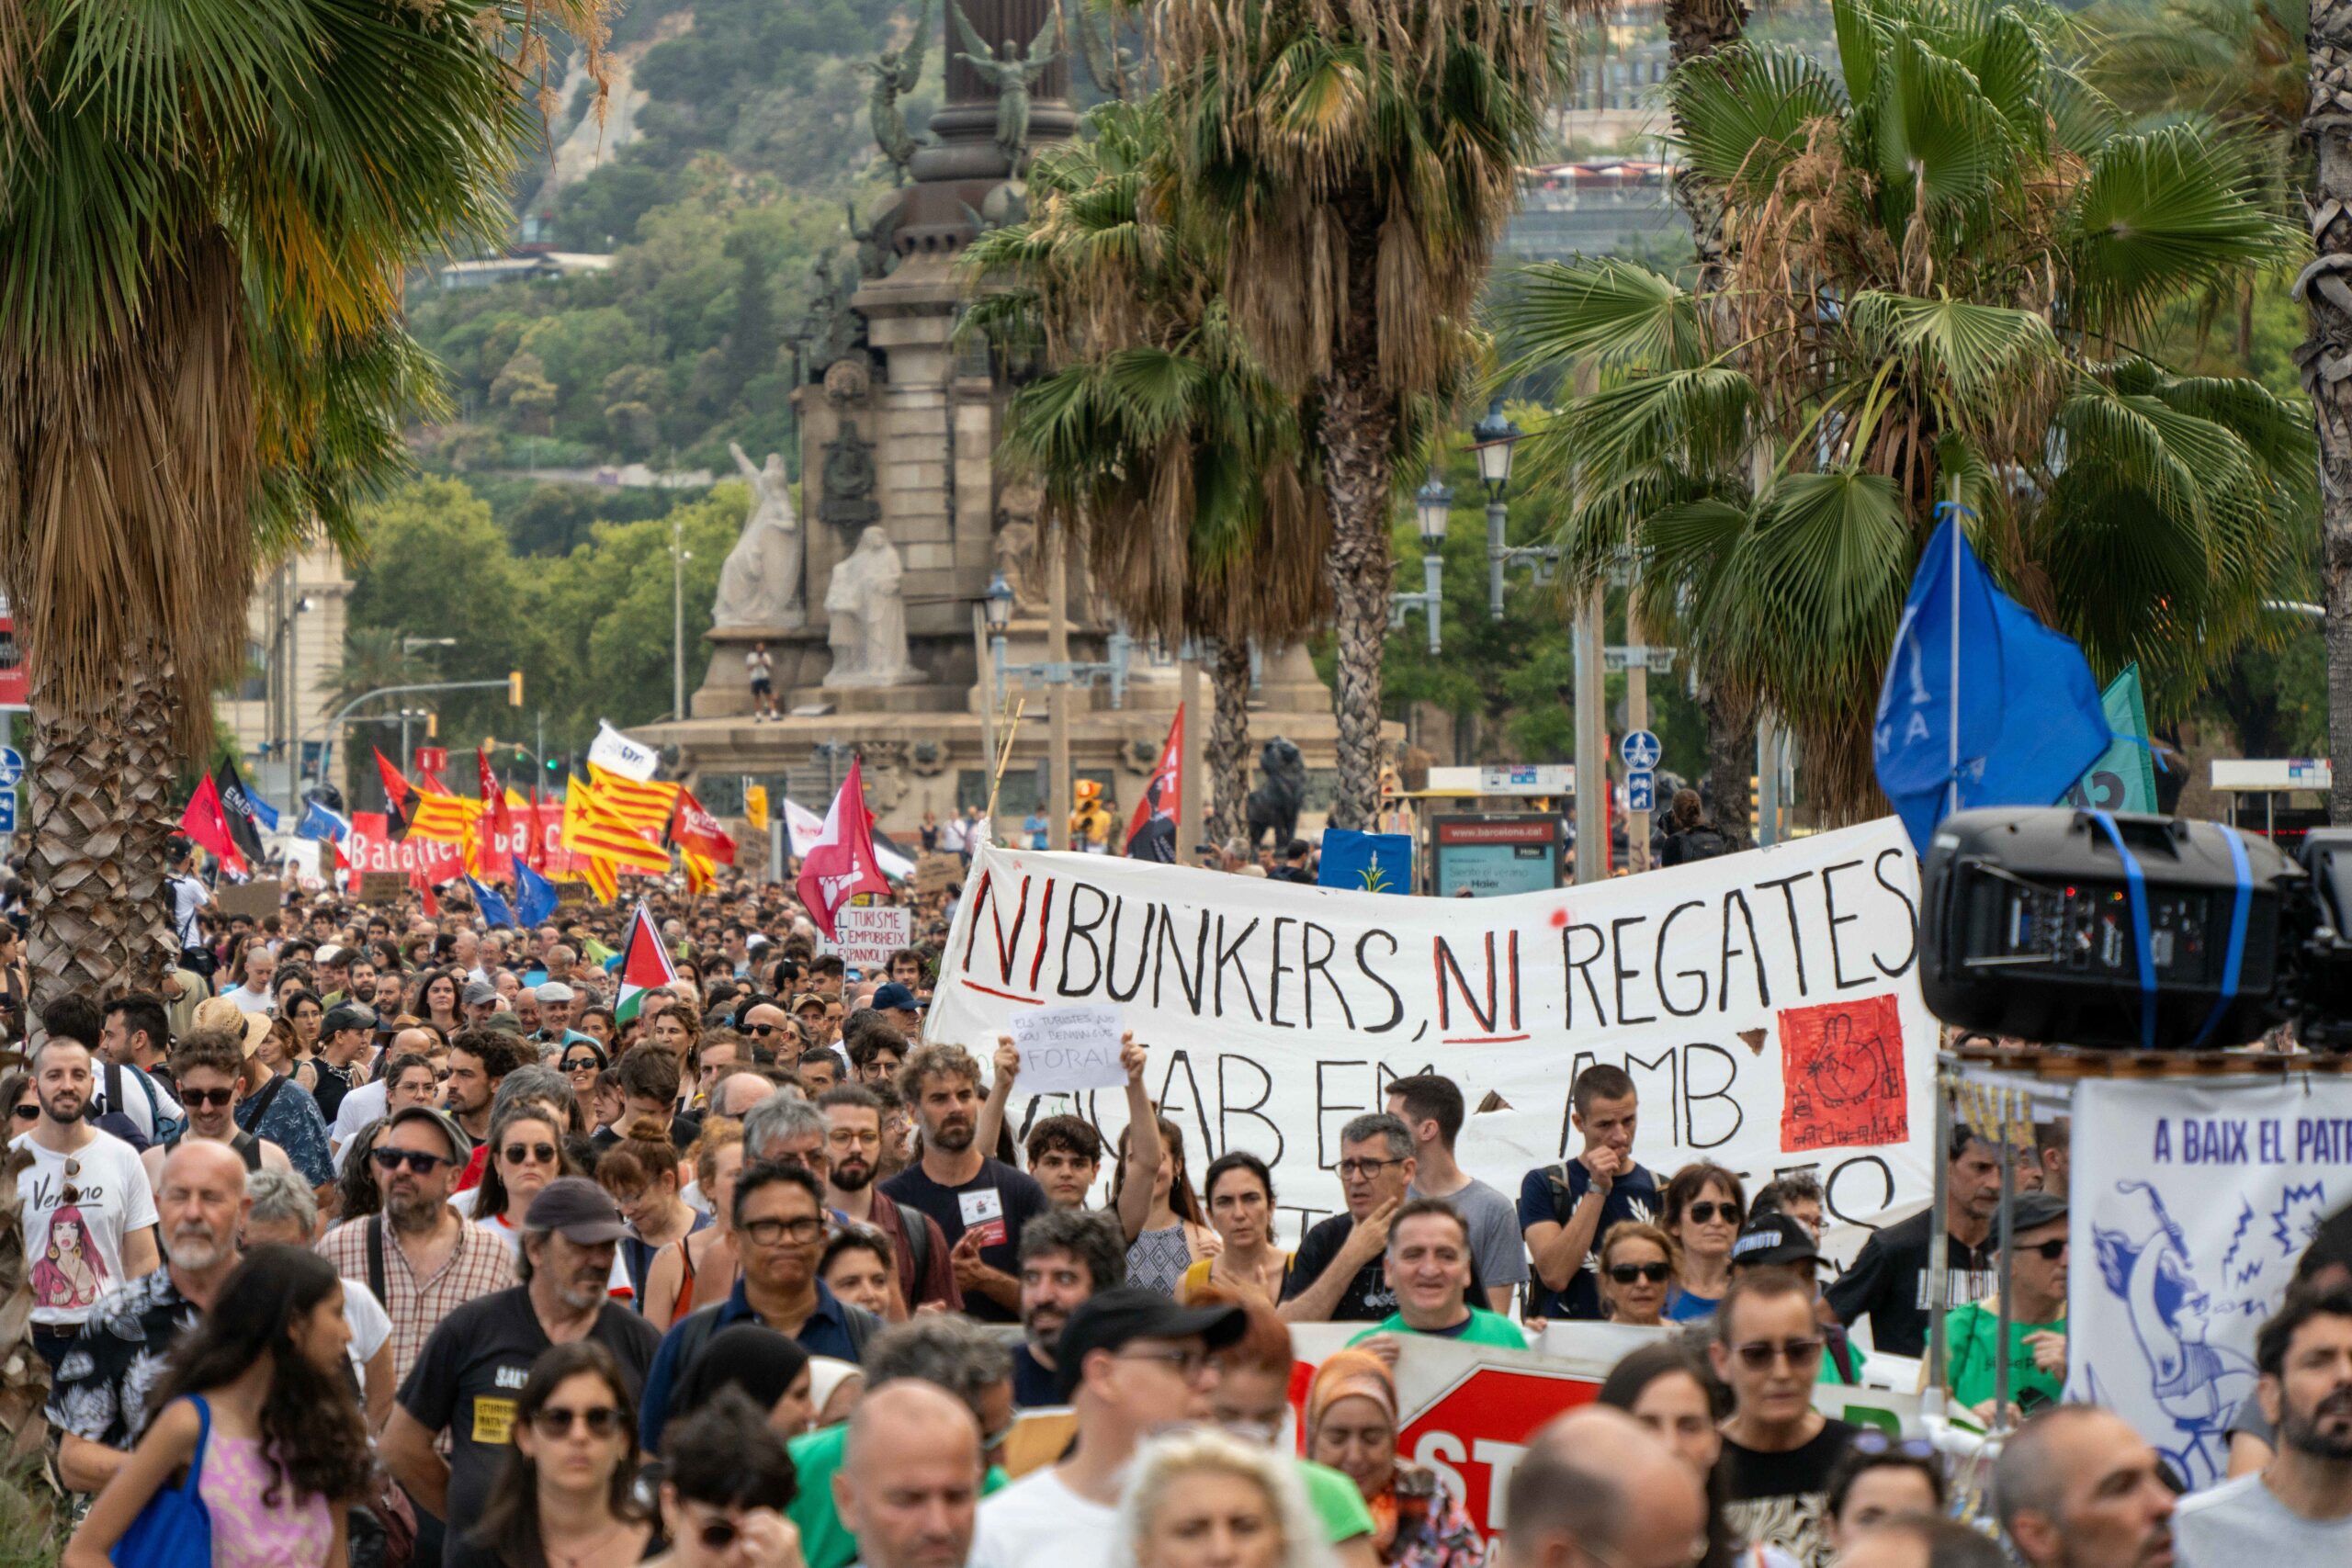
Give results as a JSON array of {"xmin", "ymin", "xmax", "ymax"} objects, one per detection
[
  {"xmin": 218, "ymin": 547, "xmax": 350, "ymax": 808},
  {"xmin": 1503, "ymin": 160, "xmax": 1689, "ymax": 262},
  {"xmin": 434, "ymin": 252, "xmax": 616, "ymax": 289}
]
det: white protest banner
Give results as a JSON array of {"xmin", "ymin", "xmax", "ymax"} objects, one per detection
[
  {"xmin": 820, "ymin": 899, "xmax": 912, "ymax": 968},
  {"xmin": 2065, "ymin": 1075, "xmax": 2352, "ymax": 1488},
  {"xmin": 927, "ymin": 818, "xmax": 1934, "ymax": 1247},
  {"xmin": 1011, "ymin": 1004, "xmax": 1127, "ymax": 1092}
]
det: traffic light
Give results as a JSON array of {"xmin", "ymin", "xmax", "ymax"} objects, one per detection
[
  {"xmin": 425, "ymin": 711, "xmax": 438, "ymax": 739},
  {"xmin": 507, "ymin": 671, "xmax": 525, "ymax": 707},
  {"xmin": 546, "ymin": 755, "xmax": 562, "ymax": 775}
]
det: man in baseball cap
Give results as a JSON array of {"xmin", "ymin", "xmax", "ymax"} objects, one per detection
[
  {"xmin": 311, "ymin": 1001, "xmax": 376, "ymax": 1122},
  {"xmin": 381, "ymin": 1176, "xmax": 660, "ymax": 1565},
  {"xmin": 1945, "ymin": 1190, "xmax": 2069, "ymax": 1420},
  {"xmin": 870, "ymin": 982, "xmax": 923, "ymax": 1040},
  {"xmin": 460, "ymin": 978, "xmax": 501, "ymax": 1026},
  {"xmin": 972, "ymin": 1287, "xmax": 1244, "ymax": 1568},
  {"xmin": 1728, "ymin": 1212, "xmax": 1871, "ymax": 1385}
]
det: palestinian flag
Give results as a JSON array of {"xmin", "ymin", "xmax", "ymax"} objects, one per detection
[{"xmin": 613, "ymin": 904, "xmax": 678, "ymax": 1023}]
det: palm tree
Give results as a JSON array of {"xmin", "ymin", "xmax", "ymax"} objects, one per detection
[
  {"xmin": 1, "ymin": 0, "xmax": 604, "ymax": 999},
  {"xmin": 1502, "ymin": 0, "xmax": 2310, "ymax": 818},
  {"xmin": 963, "ymin": 98, "xmax": 1329, "ymax": 842},
  {"xmin": 2306, "ymin": 0, "xmax": 2352, "ymax": 822},
  {"xmin": 1151, "ymin": 0, "xmax": 1566, "ymax": 827}
]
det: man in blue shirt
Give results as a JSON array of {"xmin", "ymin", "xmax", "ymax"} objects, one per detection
[
  {"xmin": 638, "ymin": 1160, "xmax": 881, "ymax": 1450},
  {"xmin": 1517, "ymin": 1064, "xmax": 1658, "ymax": 1319}
]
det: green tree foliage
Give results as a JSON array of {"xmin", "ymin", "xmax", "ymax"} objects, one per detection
[
  {"xmin": 342, "ymin": 477, "xmax": 746, "ymax": 769},
  {"xmin": 408, "ymin": 176, "xmax": 839, "ymax": 473},
  {"xmin": 1500, "ymin": 0, "xmax": 2312, "ymax": 819}
]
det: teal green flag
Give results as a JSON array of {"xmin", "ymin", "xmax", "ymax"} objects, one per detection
[{"xmin": 2062, "ymin": 663, "xmax": 2158, "ymax": 812}]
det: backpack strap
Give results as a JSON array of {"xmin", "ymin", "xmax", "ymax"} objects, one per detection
[
  {"xmin": 892, "ymin": 1200, "xmax": 932, "ymax": 1293},
  {"xmin": 245, "ymin": 1071, "xmax": 288, "ymax": 1128},
  {"xmin": 366, "ymin": 1213, "xmax": 389, "ymax": 1305}
]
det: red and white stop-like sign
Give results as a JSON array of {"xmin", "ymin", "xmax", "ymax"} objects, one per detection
[{"xmin": 1397, "ymin": 1364, "xmax": 1602, "ymax": 1533}]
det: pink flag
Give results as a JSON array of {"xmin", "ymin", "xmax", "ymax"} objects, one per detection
[{"xmin": 796, "ymin": 758, "xmax": 892, "ymax": 940}]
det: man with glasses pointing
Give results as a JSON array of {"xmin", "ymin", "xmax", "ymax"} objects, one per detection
[{"xmin": 1282, "ymin": 1112, "xmax": 1481, "ymax": 1324}]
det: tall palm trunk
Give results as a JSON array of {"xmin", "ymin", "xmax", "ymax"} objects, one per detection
[
  {"xmin": 1665, "ymin": 0, "xmax": 1752, "ymax": 840},
  {"xmin": 23, "ymin": 647, "xmax": 178, "ymax": 1005},
  {"xmin": 1320, "ymin": 242, "xmax": 1398, "ymax": 832},
  {"xmin": 2312, "ymin": 0, "xmax": 2352, "ymax": 825},
  {"xmin": 1205, "ymin": 638, "xmax": 1253, "ymax": 846}
]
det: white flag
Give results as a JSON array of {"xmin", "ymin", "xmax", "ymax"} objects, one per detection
[
  {"xmin": 588, "ymin": 720, "xmax": 660, "ymax": 783},
  {"xmin": 785, "ymin": 796, "xmax": 916, "ymax": 880}
]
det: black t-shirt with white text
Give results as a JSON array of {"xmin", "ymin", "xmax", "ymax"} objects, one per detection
[
  {"xmin": 1823, "ymin": 1207, "xmax": 1996, "ymax": 1359},
  {"xmin": 1281, "ymin": 1212, "xmax": 1485, "ymax": 1323},
  {"xmin": 878, "ymin": 1156, "xmax": 1046, "ymax": 1324},
  {"xmin": 397, "ymin": 1287, "xmax": 660, "ymax": 1562}
]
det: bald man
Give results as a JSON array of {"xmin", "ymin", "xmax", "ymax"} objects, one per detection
[
  {"xmin": 1500, "ymin": 1405, "xmax": 1708, "ymax": 1568},
  {"xmin": 834, "ymin": 1382, "xmax": 984, "ymax": 1568},
  {"xmin": 49, "ymin": 1141, "xmax": 249, "ymax": 1492},
  {"xmin": 716, "ymin": 1071, "xmax": 789, "ymax": 1118},
  {"xmin": 1995, "ymin": 1405, "xmax": 2177, "ymax": 1568}
]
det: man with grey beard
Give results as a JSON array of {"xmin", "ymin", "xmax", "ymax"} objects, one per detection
[
  {"xmin": 47, "ymin": 1140, "xmax": 249, "ymax": 1492},
  {"xmin": 2175, "ymin": 1286, "xmax": 2352, "ymax": 1562},
  {"xmin": 382, "ymin": 1178, "xmax": 662, "ymax": 1567}
]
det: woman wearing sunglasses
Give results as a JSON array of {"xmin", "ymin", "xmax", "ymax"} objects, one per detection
[
  {"xmin": 457, "ymin": 1340, "xmax": 654, "ymax": 1568},
  {"xmin": 644, "ymin": 1388, "xmax": 807, "ymax": 1568},
  {"xmin": 461, "ymin": 1104, "xmax": 633, "ymax": 1295},
  {"xmin": 1660, "ymin": 1163, "xmax": 1747, "ymax": 1323},
  {"xmin": 1596, "ymin": 1221, "xmax": 1679, "ymax": 1327},
  {"xmin": 563, "ymin": 1040, "xmax": 609, "ymax": 1100}
]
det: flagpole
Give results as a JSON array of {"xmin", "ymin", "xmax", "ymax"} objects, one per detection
[
  {"xmin": 984, "ymin": 697, "xmax": 1026, "ymax": 827},
  {"xmin": 1946, "ymin": 502, "xmax": 1962, "ymax": 824}
]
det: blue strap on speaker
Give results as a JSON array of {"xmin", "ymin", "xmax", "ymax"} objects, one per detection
[
  {"xmin": 2187, "ymin": 822, "xmax": 2253, "ymax": 1050},
  {"xmin": 2088, "ymin": 811, "xmax": 2158, "ymax": 1050}
]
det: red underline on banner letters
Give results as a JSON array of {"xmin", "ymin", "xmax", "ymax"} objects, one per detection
[
  {"xmin": 1443, "ymin": 1032, "xmax": 1531, "ymax": 1045},
  {"xmin": 960, "ymin": 979, "xmax": 1043, "ymax": 1006}
]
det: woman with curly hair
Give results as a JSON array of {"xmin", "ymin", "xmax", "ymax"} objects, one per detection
[
  {"xmin": 62, "ymin": 1247, "xmax": 376, "ymax": 1568},
  {"xmin": 337, "ymin": 1115, "xmax": 390, "ymax": 1221}
]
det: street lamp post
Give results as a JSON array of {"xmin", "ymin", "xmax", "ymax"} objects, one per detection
[
  {"xmin": 985, "ymin": 571, "xmax": 1134, "ymax": 848},
  {"xmin": 1390, "ymin": 474, "xmax": 1452, "ymax": 654},
  {"xmin": 671, "ymin": 516, "xmax": 691, "ymax": 721}
]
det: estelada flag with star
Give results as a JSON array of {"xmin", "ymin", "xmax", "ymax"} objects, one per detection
[
  {"xmin": 613, "ymin": 903, "xmax": 679, "ymax": 1022},
  {"xmin": 795, "ymin": 758, "xmax": 890, "ymax": 941},
  {"xmin": 1124, "ymin": 704, "xmax": 1182, "ymax": 863}
]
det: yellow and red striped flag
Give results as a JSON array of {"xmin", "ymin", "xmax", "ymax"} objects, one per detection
[
  {"xmin": 586, "ymin": 764, "xmax": 681, "ymax": 834},
  {"xmin": 563, "ymin": 775, "xmax": 671, "ymax": 874}
]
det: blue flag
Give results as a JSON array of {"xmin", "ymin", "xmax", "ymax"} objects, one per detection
[
  {"xmin": 469, "ymin": 875, "xmax": 516, "ymax": 930},
  {"xmin": 1874, "ymin": 507, "xmax": 2112, "ymax": 854},
  {"xmin": 297, "ymin": 798, "xmax": 350, "ymax": 844},
  {"xmin": 512, "ymin": 857, "xmax": 559, "ymax": 929},
  {"xmin": 1317, "ymin": 829, "xmax": 1414, "ymax": 895}
]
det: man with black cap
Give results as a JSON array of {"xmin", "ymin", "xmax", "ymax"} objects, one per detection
[
  {"xmin": 870, "ymin": 981, "xmax": 923, "ymax": 1041},
  {"xmin": 310, "ymin": 999, "xmax": 375, "ymax": 1122},
  {"xmin": 1728, "ymin": 1212, "xmax": 1868, "ymax": 1385},
  {"xmin": 382, "ymin": 1176, "xmax": 662, "ymax": 1567},
  {"xmin": 1941, "ymin": 1190, "xmax": 2068, "ymax": 1423},
  {"xmin": 969, "ymin": 1287, "xmax": 1246, "ymax": 1568}
]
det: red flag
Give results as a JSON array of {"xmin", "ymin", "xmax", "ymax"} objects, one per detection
[
  {"xmin": 375, "ymin": 748, "xmax": 414, "ymax": 840},
  {"xmin": 1124, "ymin": 704, "xmax": 1184, "ymax": 861},
  {"xmin": 180, "ymin": 773, "xmax": 247, "ymax": 874},
  {"xmin": 673, "ymin": 787, "xmax": 738, "ymax": 865},
  {"xmin": 477, "ymin": 746, "xmax": 514, "ymax": 851},
  {"xmin": 528, "ymin": 785, "xmax": 549, "ymax": 871},
  {"xmin": 795, "ymin": 758, "xmax": 892, "ymax": 940}
]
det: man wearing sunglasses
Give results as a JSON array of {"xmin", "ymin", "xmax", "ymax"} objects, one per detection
[
  {"xmin": 318, "ymin": 1104, "xmax": 514, "ymax": 1390},
  {"xmin": 141, "ymin": 1032, "xmax": 298, "ymax": 1190},
  {"xmin": 1709, "ymin": 1267, "xmax": 1862, "ymax": 1568},
  {"xmin": 384, "ymin": 1177, "xmax": 662, "ymax": 1568},
  {"xmin": 1943, "ymin": 1191, "xmax": 2068, "ymax": 1425}
]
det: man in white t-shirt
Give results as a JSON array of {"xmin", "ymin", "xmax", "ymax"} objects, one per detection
[
  {"xmin": 747, "ymin": 641, "xmax": 776, "ymax": 720},
  {"xmin": 2175, "ymin": 1287, "xmax": 2352, "ymax": 1562},
  {"xmin": 15, "ymin": 1036, "xmax": 160, "ymax": 1370},
  {"xmin": 969, "ymin": 1287, "xmax": 1245, "ymax": 1568}
]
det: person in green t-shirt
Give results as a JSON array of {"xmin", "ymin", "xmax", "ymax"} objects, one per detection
[
  {"xmin": 1348, "ymin": 1198, "xmax": 1530, "ymax": 1357},
  {"xmin": 1943, "ymin": 1190, "xmax": 2068, "ymax": 1422},
  {"xmin": 786, "ymin": 1314, "xmax": 1017, "ymax": 1568}
]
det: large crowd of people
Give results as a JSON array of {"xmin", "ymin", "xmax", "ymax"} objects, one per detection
[{"xmin": 18, "ymin": 846, "xmax": 2352, "ymax": 1567}]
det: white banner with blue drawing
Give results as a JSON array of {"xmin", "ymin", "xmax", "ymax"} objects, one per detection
[{"xmin": 2064, "ymin": 1075, "xmax": 2352, "ymax": 1487}]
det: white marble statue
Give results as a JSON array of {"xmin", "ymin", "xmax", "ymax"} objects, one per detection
[
  {"xmin": 822, "ymin": 525, "xmax": 916, "ymax": 687},
  {"xmin": 712, "ymin": 442, "xmax": 804, "ymax": 628}
]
